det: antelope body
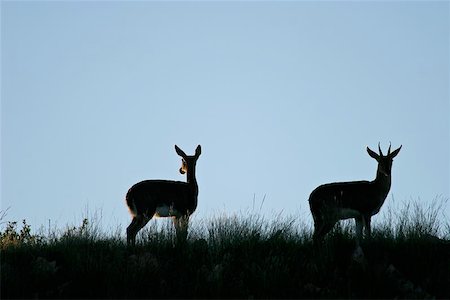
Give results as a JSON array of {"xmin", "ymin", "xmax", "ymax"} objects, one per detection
[
  {"xmin": 126, "ymin": 145, "xmax": 201, "ymax": 246},
  {"xmin": 309, "ymin": 144, "xmax": 401, "ymax": 244}
]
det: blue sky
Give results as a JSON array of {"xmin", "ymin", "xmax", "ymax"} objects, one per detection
[{"xmin": 2, "ymin": 1, "xmax": 449, "ymax": 233}]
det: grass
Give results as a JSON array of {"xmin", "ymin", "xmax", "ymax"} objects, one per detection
[{"xmin": 1, "ymin": 198, "xmax": 449, "ymax": 299}]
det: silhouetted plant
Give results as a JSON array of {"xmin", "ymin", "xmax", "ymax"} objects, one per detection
[{"xmin": 0, "ymin": 219, "xmax": 44, "ymax": 249}]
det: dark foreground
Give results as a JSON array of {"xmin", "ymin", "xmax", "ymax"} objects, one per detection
[{"xmin": 1, "ymin": 214, "xmax": 450, "ymax": 299}]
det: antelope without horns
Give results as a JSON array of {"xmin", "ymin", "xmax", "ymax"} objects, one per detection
[
  {"xmin": 309, "ymin": 143, "xmax": 402, "ymax": 245},
  {"xmin": 125, "ymin": 145, "xmax": 201, "ymax": 246}
]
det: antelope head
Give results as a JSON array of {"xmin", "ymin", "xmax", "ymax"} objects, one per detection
[
  {"xmin": 367, "ymin": 143, "xmax": 402, "ymax": 177},
  {"xmin": 175, "ymin": 145, "xmax": 201, "ymax": 176}
]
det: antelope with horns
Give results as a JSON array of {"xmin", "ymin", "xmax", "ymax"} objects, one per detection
[
  {"xmin": 126, "ymin": 145, "xmax": 201, "ymax": 246},
  {"xmin": 309, "ymin": 143, "xmax": 401, "ymax": 245}
]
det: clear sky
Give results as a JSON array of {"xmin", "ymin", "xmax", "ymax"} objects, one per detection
[{"xmin": 2, "ymin": 1, "xmax": 449, "ymax": 234}]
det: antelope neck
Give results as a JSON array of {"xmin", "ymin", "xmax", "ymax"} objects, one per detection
[
  {"xmin": 186, "ymin": 167, "xmax": 198, "ymax": 193},
  {"xmin": 373, "ymin": 166, "xmax": 391, "ymax": 197}
]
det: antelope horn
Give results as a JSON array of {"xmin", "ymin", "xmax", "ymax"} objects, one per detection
[
  {"xmin": 378, "ymin": 142, "xmax": 383, "ymax": 156},
  {"xmin": 388, "ymin": 141, "xmax": 392, "ymax": 155}
]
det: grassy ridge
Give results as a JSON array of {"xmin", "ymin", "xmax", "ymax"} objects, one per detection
[{"xmin": 1, "ymin": 201, "xmax": 450, "ymax": 299}]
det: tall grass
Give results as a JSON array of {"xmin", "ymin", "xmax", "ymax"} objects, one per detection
[{"xmin": 1, "ymin": 198, "xmax": 449, "ymax": 299}]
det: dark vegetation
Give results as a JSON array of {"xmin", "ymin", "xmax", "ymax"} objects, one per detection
[{"xmin": 1, "ymin": 199, "xmax": 449, "ymax": 299}]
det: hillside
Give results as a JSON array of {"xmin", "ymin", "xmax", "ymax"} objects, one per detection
[{"xmin": 1, "ymin": 202, "xmax": 449, "ymax": 299}]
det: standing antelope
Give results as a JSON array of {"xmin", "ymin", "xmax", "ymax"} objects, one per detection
[
  {"xmin": 309, "ymin": 143, "xmax": 401, "ymax": 245},
  {"xmin": 126, "ymin": 145, "xmax": 201, "ymax": 246}
]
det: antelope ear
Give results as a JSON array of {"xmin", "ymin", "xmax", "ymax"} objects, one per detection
[
  {"xmin": 389, "ymin": 145, "xmax": 402, "ymax": 158},
  {"xmin": 175, "ymin": 145, "xmax": 187, "ymax": 158},
  {"xmin": 367, "ymin": 147, "xmax": 380, "ymax": 160},
  {"xmin": 195, "ymin": 145, "xmax": 202, "ymax": 158}
]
